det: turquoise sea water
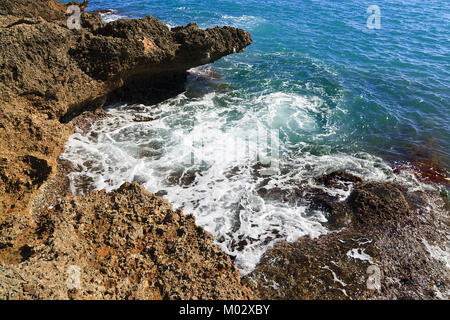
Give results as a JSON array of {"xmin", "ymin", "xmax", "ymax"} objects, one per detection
[
  {"xmin": 61, "ymin": 0, "xmax": 449, "ymax": 273},
  {"xmin": 82, "ymin": 0, "xmax": 450, "ymax": 169}
]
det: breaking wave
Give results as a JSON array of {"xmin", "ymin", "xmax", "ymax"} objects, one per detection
[{"xmin": 60, "ymin": 65, "xmax": 432, "ymax": 274}]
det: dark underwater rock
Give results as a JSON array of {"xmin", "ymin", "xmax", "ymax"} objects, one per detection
[{"xmin": 246, "ymin": 171, "xmax": 449, "ymax": 300}]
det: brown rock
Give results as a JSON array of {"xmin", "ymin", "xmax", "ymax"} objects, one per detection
[
  {"xmin": 348, "ymin": 182, "xmax": 411, "ymax": 226},
  {"xmin": 0, "ymin": 0, "xmax": 252, "ymax": 221},
  {"xmin": 0, "ymin": 0, "xmax": 253, "ymax": 299},
  {"xmin": 0, "ymin": 182, "xmax": 252, "ymax": 300},
  {"xmin": 246, "ymin": 172, "xmax": 450, "ymax": 300}
]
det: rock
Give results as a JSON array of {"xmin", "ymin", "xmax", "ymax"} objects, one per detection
[
  {"xmin": 0, "ymin": 182, "xmax": 252, "ymax": 300},
  {"xmin": 245, "ymin": 172, "xmax": 450, "ymax": 300},
  {"xmin": 315, "ymin": 170, "xmax": 362, "ymax": 189},
  {"xmin": 0, "ymin": 0, "xmax": 251, "ymax": 225},
  {"xmin": 0, "ymin": 0, "xmax": 253, "ymax": 299},
  {"xmin": 133, "ymin": 115, "xmax": 154, "ymax": 122},
  {"xmin": 0, "ymin": 0, "xmax": 83, "ymax": 21},
  {"xmin": 244, "ymin": 230, "xmax": 379, "ymax": 300},
  {"xmin": 69, "ymin": 109, "xmax": 112, "ymax": 134},
  {"xmin": 348, "ymin": 182, "xmax": 411, "ymax": 226}
]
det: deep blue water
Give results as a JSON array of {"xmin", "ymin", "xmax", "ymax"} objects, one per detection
[
  {"xmin": 79, "ymin": 0, "xmax": 450, "ymax": 170},
  {"xmin": 61, "ymin": 0, "xmax": 449, "ymax": 272}
]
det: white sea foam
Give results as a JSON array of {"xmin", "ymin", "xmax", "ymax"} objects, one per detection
[
  {"xmin": 322, "ymin": 265, "xmax": 347, "ymax": 287},
  {"xmin": 219, "ymin": 14, "xmax": 267, "ymax": 29},
  {"xmin": 98, "ymin": 10, "xmax": 125, "ymax": 23},
  {"xmin": 60, "ymin": 68, "xmax": 434, "ymax": 274},
  {"xmin": 346, "ymin": 248, "xmax": 373, "ymax": 263}
]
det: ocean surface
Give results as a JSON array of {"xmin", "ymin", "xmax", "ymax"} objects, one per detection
[{"xmin": 60, "ymin": 0, "xmax": 449, "ymax": 274}]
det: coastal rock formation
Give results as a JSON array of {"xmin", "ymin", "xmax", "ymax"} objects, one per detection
[
  {"xmin": 0, "ymin": 183, "xmax": 252, "ymax": 299},
  {"xmin": 0, "ymin": 0, "xmax": 252, "ymax": 219},
  {"xmin": 1, "ymin": 0, "xmax": 448, "ymax": 301},
  {"xmin": 0, "ymin": 0, "xmax": 253, "ymax": 299},
  {"xmin": 246, "ymin": 174, "xmax": 450, "ymax": 300}
]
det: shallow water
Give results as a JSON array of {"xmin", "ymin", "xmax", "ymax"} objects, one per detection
[{"xmin": 60, "ymin": 0, "xmax": 448, "ymax": 274}]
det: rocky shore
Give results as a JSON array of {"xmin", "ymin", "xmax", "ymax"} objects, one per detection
[
  {"xmin": 1, "ymin": 182, "xmax": 252, "ymax": 299},
  {"xmin": 245, "ymin": 172, "xmax": 449, "ymax": 299},
  {"xmin": 0, "ymin": 0, "xmax": 253, "ymax": 299},
  {"xmin": 0, "ymin": 0, "xmax": 448, "ymax": 300}
]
